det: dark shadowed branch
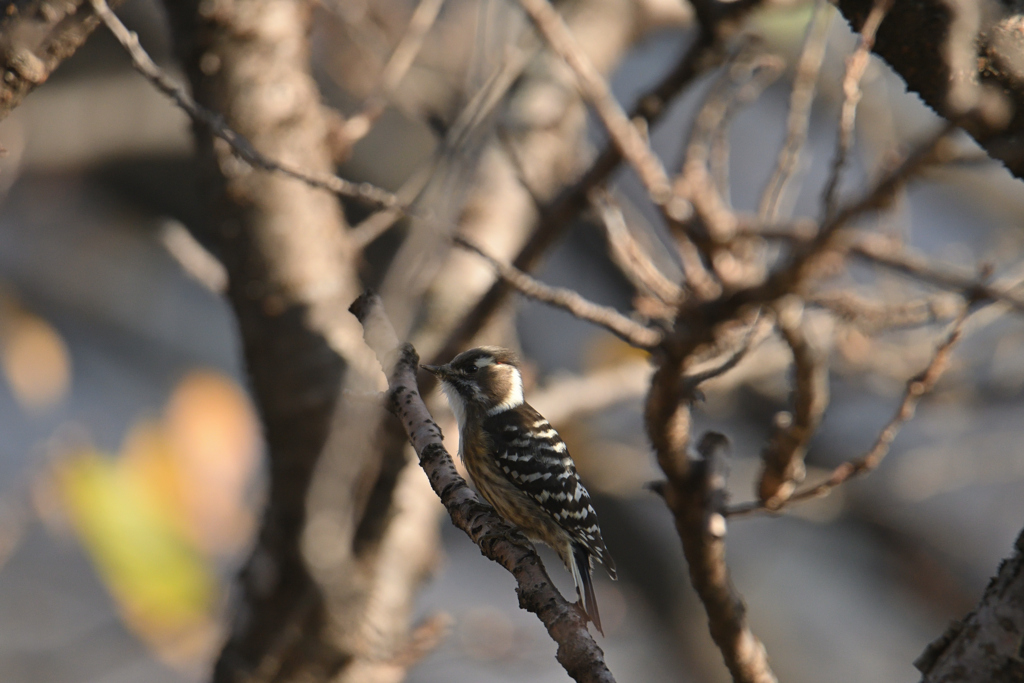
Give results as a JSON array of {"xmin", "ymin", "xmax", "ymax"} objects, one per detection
[
  {"xmin": 835, "ymin": 0, "xmax": 1024, "ymax": 178},
  {"xmin": 350, "ymin": 292, "xmax": 617, "ymax": 683}
]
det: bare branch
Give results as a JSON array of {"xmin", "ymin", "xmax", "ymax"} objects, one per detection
[
  {"xmin": 821, "ymin": 0, "xmax": 893, "ymax": 221},
  {"xmin": 681, "ymin": 47, "xmax": 784, "ymax": 241},
  {"xmin": 0, "ymin": 0, "xmax": 125, "ymax": 120},
  {"xmin": 844, "ymin": 233, "xmax": 1024, "ymax": 314},
  {"xmin": 338, "ymin": 0, "xmax": 445, "ymax": 150},
  {"xmin": 454, "ymin": 236, "xmax": 663, "ymax": 349},
  {"xmin": 757, "ymin": 298, "xmax": 830, "ymax": 508},
  {"xmin": 810, "ymin": 290, "xmax": 961, "ymax": 332},
  {"xmin": 516, "ymin": 0, "xmax": 721, "ymax": 299},
  {"xmin": 349, "ymin": 292, "xmax": 617, "ymax": 683},
  {"xmin": 592, "ymin": 191, "xmax": 682, "ymax": 307},
  {"xmin": 759, "ymin": 1, "xmax": 834, "ymax": 222},
  {"xmin": 431, "ymin": 23, "xmax": 742, "ymax": 366},
  {"xmin": 915, "ymin": 528, "xmax": 1024, "ymax": 683},
  {"xmin": 729, "ymin": 303, "xmax": 972, "ymax": 517},
  {"xmin": 654, "ymin": 434, "xmax": 779, "ymax": 683},
  {"xmin": 90, "ymin": 0, "xmax": 400, "ymax": 210},
  {"xmin": 516, "ymin": 0, "xmax": 673, "ymax": 205}
]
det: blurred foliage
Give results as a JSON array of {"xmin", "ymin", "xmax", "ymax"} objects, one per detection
[
  {"xmin": 49, "ymin": 370, "xmax": 258, "ymax": 666},
  {"xmin": 0, "ymin": 292, "xmax": 71, "ymax": 412}
]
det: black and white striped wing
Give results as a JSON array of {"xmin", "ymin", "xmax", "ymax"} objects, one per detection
[{"xmin": 483, "ymin": 404, "xmax": 616, "ymax": 575}]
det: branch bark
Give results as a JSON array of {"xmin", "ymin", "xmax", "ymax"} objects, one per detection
[
  {"xmin": 835, "ymin": 0, "xmax": 1024, "ymax": 178},
  {"xmin": 915, "ymin": 528, "xmax": 1024, "ymax": 683},
  {"xmin": 161, "ymin": 2, "xmax": 428, "ymax": 681},
  {"xmin": 350, "ymin": 291, "xmax": 617, "ymax": 683},
  {"xmin": 0, "ymin": 0, "xmax": 124, "ymax": 119}
]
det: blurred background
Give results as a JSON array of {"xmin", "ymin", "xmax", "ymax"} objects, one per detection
[{"xmin": 0, "ymin": 0, "xmax": 1022, "ymax": 681}]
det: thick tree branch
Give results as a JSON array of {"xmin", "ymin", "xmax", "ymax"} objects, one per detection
[
  {"xmin": 350, "ymin": 292, "xmax": 617, "ymax": 683},
  {"xmin": 653, "ymin": 434, "xmax": 778, "ymax": 683},
  {"xmin": 915, "ymin": 528, "xmax": 1024, "ymax": 683},
  {"xmin": 835, "ymin": 0, "xmax": 1024, "ymax": 178}
]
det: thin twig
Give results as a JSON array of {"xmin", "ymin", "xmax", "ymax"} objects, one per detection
[
  {"xmin": 821, "ymin": 0, "xmax": 893, "ymax": 221},
  {"xmin": 516, "ymin": 0, "xmax": 719, "ymax": 298},
  {"xmin": 759, "ymin": 0, "xmax": 833, "ymax": 222},
  {"xmin": 736, "ymin": 215, "xmax": 1024, "ymax": 316},
  {"xmin": 340, "ymin": 0, "xmax": 446, "ymax": 147},
  {"xmin": 728, "ymin": 303, "xmax": 973, "ymax": 517},
  {"xmin": 431, "ymin": 29, "xmax": 732, "ymax": 367},
  {"xmin": 516, "ymin": 0, "xmax": 673, "ymax": 205},
  {"xmin": 90, "ymin": 0, "xmax": 400, "ymax": 210},
  {"xmin": 681, "ymin": 48, "xmax": 784, "ymax": 241},
  {"xmin": 349, "ymin": 292, "xmax": 616, "ymax": 683},
  {"xmin": 809, "ymin": 291, "xmax": 960, "ymax": 332},
  {"xmin": 844, "ymin": 232, "xmax": 1024, "ymax": 313},
  {"xmin": 454, "ymin": 236, "xmax": 663, "ymax": 349},
  {"xmin": 592, "ymin": 191, "xmax": 682, "ymax": 307}
]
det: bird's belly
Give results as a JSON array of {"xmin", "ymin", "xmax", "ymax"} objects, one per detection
[{"xmin": 464, "ymin": 453, "xmax": 569, "ymax": 556}]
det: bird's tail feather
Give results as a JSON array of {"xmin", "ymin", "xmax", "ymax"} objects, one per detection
[{"xmin": 571, "ymin": 543, "xmax": 603, "ymax": 635}]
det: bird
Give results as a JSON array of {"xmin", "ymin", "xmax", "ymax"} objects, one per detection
[{"xmin": 422, "ymin": 346, "xmax": 617, "ymax": 634}]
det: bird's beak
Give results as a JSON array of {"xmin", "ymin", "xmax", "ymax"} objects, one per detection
[{"xmin": 421, "ymin": 364, "xmax": 448, "ymax": 378}]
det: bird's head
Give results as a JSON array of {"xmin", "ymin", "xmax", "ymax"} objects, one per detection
[{"xmin": 422, "ymin": 346, "xmax": 524, "ymax": 424}]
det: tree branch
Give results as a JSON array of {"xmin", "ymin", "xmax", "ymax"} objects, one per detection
[
  {"xmin": 757, "ymin": 298, "xmax": 829, "ymax": 508},
  {"xmin": 835, "ymin": 0, "xmax": 1024, "ymax": 178},
  {"xmin": 652, "ymin": 433, "xmax": 778, "ymax": 683},
  {"xmin": 91, "ymin": 0, "xmax": 399, "ymax": 211},
  {"xmin": 349, "ymin": 292, "xmax": 617, "ymax": 683},
  {"xmin": 454, "ymin": 236, "xmax": 663, "ymax": 349},
  {"xmin": 0, "ymin": 0, "xmax": 125, "ymax": 120},
  {"xmin": 915, "ymin": 528, "xmax": 1024, "ymax": 683},
  {"xmin": 431, "ymin": 1, "xmax": 758, "ymax": 367},
  {"xmin": 729, "ymin": 303, "xmax": 973, "ymax": 517}
]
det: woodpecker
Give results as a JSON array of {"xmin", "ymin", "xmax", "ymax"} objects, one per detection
[{"xmin": 422, "ymin": 346, "xmax": 617, "ymax": 634}]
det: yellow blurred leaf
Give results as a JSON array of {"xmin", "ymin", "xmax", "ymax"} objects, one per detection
[
  {"xmin": 120, "ymin": 421, "xmax": 192, "ymax": 541},
  {"xmin": 53, "ymin": 450, "xmax": 216, "ymax": 640}
]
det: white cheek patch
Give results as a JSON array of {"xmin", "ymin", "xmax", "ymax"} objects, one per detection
[
  {"xmin": 486, "ymin": 366, "xmax": 524, "ymax": 415},
  {"xmin": 474, "ymin": 356, "xmax": 495, "ymax": 369}
]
